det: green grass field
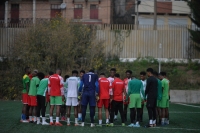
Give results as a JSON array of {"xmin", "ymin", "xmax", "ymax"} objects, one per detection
[{"xmin": 0, "ymin": 101, "xmax": 200, "ymax": 133}]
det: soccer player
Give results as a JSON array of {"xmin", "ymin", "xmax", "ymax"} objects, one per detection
[
  {"xmin": 159, "ymin": 72, "xmax": 169, "ymax": 126},
  {"xmin": 107, "ymin": 68, "xmax": 117, "ymax": 120},
  {"xmin": 97, "ymin": 73, "xmax": 110, "ymax": 127},
  {"xmin": 21, "ymin": 67, "xmax": 31, "ymax": 123},
  {"xmin": 153, "ymin": 71, "xmax": 162, "ymax": 125},
  {"xmin": 78, "ymin": 70, "xmax": 85, "ymax": 122},
  {"xmin": 123, "ymin": 70, "xmax": 132, "ymax": 122},
  {"xmin": 109, "ymin": 73, "xmax": 125, "ymax": 127},
  {"xmin": 48, "ymin": 69, "xmax": 64, "ymax": 126},
  {"xmin": 66, "ymin": 70, "xmax": 80, "ymax": 126},
  {"xmin": 79, "ymin": 69, "xmax": 98, "ymax": 127},
  {"xmin": 127, "ymin": 75, "xmax": 145, "ymax": 127},
  {"xmin": 145, "ymin": 68, "xmax": 158, "ymax": 128},
  {"xmin": 139, "ymin": 71, "xmax": 147, "ymax": 122},
  {"xmin": 28, "ymin": 70, "xmax": 40, "ymax": 123},
  {"xmin": 36, "ymin": 72, "xmax": 50, "ymax": 125}
]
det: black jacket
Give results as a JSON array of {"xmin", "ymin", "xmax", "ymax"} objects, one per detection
[{"xmin": 145, "ymin": 76, "xmax": 158, "ymax": 99}]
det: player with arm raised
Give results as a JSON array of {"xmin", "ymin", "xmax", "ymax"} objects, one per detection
[{"xmin": 79, "ymin": 69, "xmax": 99, "ymax": 127}]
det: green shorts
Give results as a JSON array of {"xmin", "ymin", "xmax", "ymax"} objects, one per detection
[
  {"xmin": 129, "ymin": 94, "xmax": 141, "ymax": 108},
  {"xmin": 158, "ymin": 97, "xmax": 169, "ymax": 108},
  {"xmin": 50, "ymin": 96, "xmax": 62, "ymax": 105}
]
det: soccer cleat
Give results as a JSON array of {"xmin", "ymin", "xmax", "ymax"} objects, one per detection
[
  {"xmin": 42, "ymin": 121, "xmax": 49, "ymax": 125},
  {"xmin": 144, "ymin": 124, "xmax": 153, "ymax": 128},
  {"xmin": 29, "ymin": 121, "xmax": 33, "ymax": 123},
  {"xmin": 127, "ymin": 124, "xmax": 134, "ymax": 127},
  {"xmin": 50, "ymin": 122, "xmax": 54, "ymax": 126},
  {"xmin": 90, "ymin": 123, "xmax": 95, "ymax": 127},
  {"xmin": 96, "ymin": 124, "xmax": 102, "ymax": 127},
  {"xmin": 55, "ymin": 122, "xmax": 63, "ymax": 126},
  {"xmin": 106, "ymin": 122, "xmax": 110, "ymax": 126},
  {"xmin": 108, "ymin": 123, "xmax": 114, "ymax": 127},
  {"xmin": 37, "ymin": 121, "xmax": 41, "ymax": 125},
  {"xmin": 67, "ymin": 122, "xmax": 70, "ymax": 126},
  {"xmin": 21, "ymin": 120, "xmax": 29, "ymax": 123},
  {"xmin": 74, "ymin": 123, "xmax": 79, "ymax": 126},
  {"xmin": 80, "ymin": 122, "xmax": 84, "ymax": 127},
  {"xmin": 61, "ymin": 116, "xmax": 66, "ymax": 121},
  {"xmin": 122, "ymin": 123, "xmax": 125, "ymax": 126},
  {"xmin": 133, "ymin": 123, "xmax": 140, "ymax": 128}
]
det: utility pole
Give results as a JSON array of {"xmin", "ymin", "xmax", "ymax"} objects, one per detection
[
  {"xmin": 33, "ymin": 0, "xmax": 36, "ymax": 24},
  {"xmin": 135, "ymin": 0, "xmax": 141, "ymax": 30},
  {"xmin": 154, "ymin": 0, "xmax": 157, "ymax": 30},
  {"xmin": 4, "ymin": 1, "xmax": 8, "ymax": 27}
]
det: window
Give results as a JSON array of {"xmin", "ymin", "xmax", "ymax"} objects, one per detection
[
  {"xmin": 74, "ymin": 4, "xmax": 83, "ymax": 19},
  {"xmin": 90, "ymin": 5, "xmax": 98, "ymax": 19},
  {"xmin": 51, "ymin": 4, "xmax": 61, "ymax": 18}
]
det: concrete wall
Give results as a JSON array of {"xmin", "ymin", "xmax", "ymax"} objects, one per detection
[{"xmin": 170, "ymin": 90, "xmax": 200, "ymax": 104}]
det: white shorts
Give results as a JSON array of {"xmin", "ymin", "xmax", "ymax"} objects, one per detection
[{"xmin": 66, "ymin": 97, "xmax": 78, "ymax": 106}]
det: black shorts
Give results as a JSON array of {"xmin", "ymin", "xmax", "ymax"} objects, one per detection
[{"xmin": 146, "ymin": 98, "xmax": 157, "ymax": 108}]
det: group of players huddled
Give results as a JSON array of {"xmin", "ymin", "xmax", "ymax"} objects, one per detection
[{"xmin": 20, "ymin": 67, "xmax": 169, "ymax": 128}]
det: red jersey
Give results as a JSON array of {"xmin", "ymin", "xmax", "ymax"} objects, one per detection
[
  {"xmin": 99, "ymin": 78, "xmax": 110, "ymax": 99},
  {"xmin": 112, "ymin": 78, "xmax": 125, "ymax": 101},
  {"xmin": 48, "ymin": 74, "xmax": 64, "ymax": 96}
]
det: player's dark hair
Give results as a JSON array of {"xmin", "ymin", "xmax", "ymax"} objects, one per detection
[
  {"xmin": 110, "ymin": 68, "xmax": 116, "ymax": 72},
  {"xmin": 89, "ymin": 69, "xmax": 94, "ymax": 73},
  {"xmin": 146, "ymin": 68, "xmax": 154, "ymax": 74},
  {"xmin": 159, "ymin": 72, "xmax": 165, "ymax": 76},
  {"xmin": 64, "ymin": 75, "xmax": 70, "ymax": 81},
  {"xmin": 24, "ymin": 67, "xmax": 30, "ymax": 72},
  {"xmin": 162, "ymin": 72, "xmax": 167, "ymax": 76},
  {"xmin": 37, "ymin": 72, "xmax": 45, "ymax": 80},
  {"xmin": 153, "ymin": 71, "xmax": 158, "ymax": 76},
  {"xmin": 140, "ymin": 71, "xmax": 146, "ymax": 76},
  {"xmin": 80, "ymin": 70, "xmax": 85, "ymax": 74},
  {"xmin": 49, "ymin": 71, "xmax": 54, "ymax": 75},
  {"xmin": 72, "ymin": 70, "xmax": 78, "ymax": 74},
  {"xmin": 100, "ymin": 73, "xmax": 105, "ymax": 76},
  {"xmin": 126, "ymin": 70, "xmax": 132, "ymax": 74},
  {"xmin": 114, "ymin": 73, "xmax": 120, "ymax": 78}
]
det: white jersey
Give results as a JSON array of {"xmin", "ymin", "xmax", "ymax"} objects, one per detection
[
  {"xmin": 107, "ymin": 77, "xmax": 114, "ymax": 95},
  {"xmin": 66, "ymin": 76, "xmax": 80, "ymax": 97},
  {"xmin": 140, "ymin": 80, "xmax": 147, "ymax": 98},
  {"xmin": 63, "ymin": 79, "xmax": 68, "ymax": 99}
]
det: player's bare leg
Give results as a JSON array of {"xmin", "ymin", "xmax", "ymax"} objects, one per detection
[
  {"xmin": 67, "ymin": 106, "xmax": 71, "ymax": 126},
  {"xmin": 49, "ymin": 105, "xmax": 54, "ymax": 125},
  {"xmin": 161, "ymin": 108, "xmax": 165, "ymax": 126},
  {"xmin": 32, "ymin": 106, "xmax": 37, "ymax": 122},
  {"xmin": 105, "ymin": 108, "xmax": 109, "ymax": 125},
  {"xmin": 165, "ymin": 108, "xmax": 169, "ymax": 124},
  {"xmin": 29, "ymin": 106, "xmax": 33, "ymax": 123},
  {"xmin": 97, "ymin": 107, "xmax": 102, "ymax": 127},
  {"xmin": 74, "ymin": 106, "xmax": 78, "ymax": 126}
]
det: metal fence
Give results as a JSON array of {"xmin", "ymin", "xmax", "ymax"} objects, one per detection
[{"xmin": 0, "ymin": 23, "xmax": 199, "ymax": 59}]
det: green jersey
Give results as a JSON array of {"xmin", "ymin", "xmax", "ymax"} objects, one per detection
[
  {"xmin": 37, "ymin": 78, "xmax": 48, "ymax": 96},
  {"xmin": 22, "ymin": 74, "xmax": 30, "ymax": 93},
  {"xmin": 28, "ymin": 77, "xmax": 40, "ymax": 96},
  {"xmin": 157, "ymin": 79, "xmax": 162, "ymax": 100},
  {"xmin": 127, "ymin": 78, "xmax": 145, "ymax": 99},
  {"xmin": 161, "ymin": 78, "xmax": 169, "ymax": 98}
]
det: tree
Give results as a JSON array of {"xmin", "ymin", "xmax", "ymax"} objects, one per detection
[{"xmin": 188, "ymin": 0, "xmax": 200, "ymax": 48}]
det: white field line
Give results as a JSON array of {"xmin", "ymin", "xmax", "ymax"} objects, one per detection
[{"xmin": 175, "ymin": 103, "xmax": 200, "ymax": 108}]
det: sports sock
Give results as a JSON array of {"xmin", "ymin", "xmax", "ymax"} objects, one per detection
[
  {"xmin": 153, "ymin": 120, "xmax": 156, "ymax": 124},
  {"xmin": 161, "ymin": 118, "xmax": 165, "ymax": 123},
  {"xmin": 50, "ymin": 116, "xmax": 53, "ymax": 123},
  {"xmin": 114, "ymin": 115, "xmax": 117, "ymax": 119},
  {"xmin": 75, "ymin": 118, "xmax": 78, "ymax": 124},
  {"xmin": 56, "ymin": 117, "xmax": 59, "ymax": 123},
  {"xmin": 29, "ymin": 116, "xmax": 32, "ymax": 121},
  {"xmin": 42, "ymin": 117, "xmax": 46, "ymax": 123},
  {"xmin": 37, "ymin": 117, "xmax": 40, "ymax": 122},
  {"xmin": 99, "ymin": 120, "xmax": 102, "ymax": 125},
  {"xmin": 67, "ymin": 118, "xmax": 70, "ymax": 123},
  {"xmin": 78, "ymin": 113, "xmax": 82, "ymax": 118},
  {"xmin": 106, "ymin": 119, "xmax": 109, "ymax": 123},
  {"xmin": 136, "ymin": 121, "xmax": 139, "ymax": 125},
  {"xmin": 149, "ymin": 119, "xmax": 153, "ymax": 125},
  {"xmin": 33, "ymin": 116, "xmax": 36, "ymax": 122}
]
